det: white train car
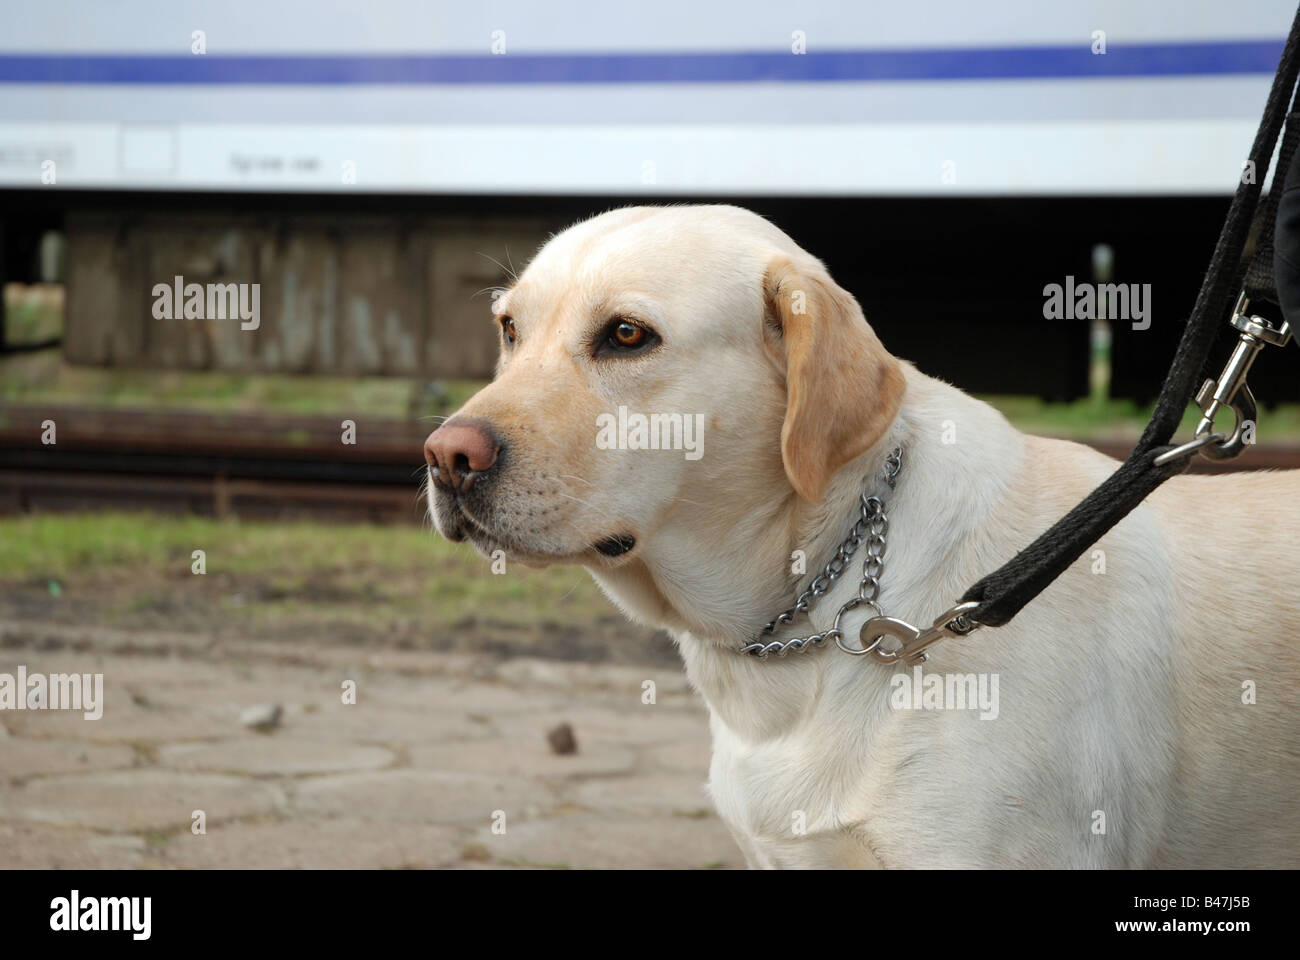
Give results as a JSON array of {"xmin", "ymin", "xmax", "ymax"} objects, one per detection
[{"xmin": 0, "ymin": 0, "xmax": 1293, "ymax": 195}]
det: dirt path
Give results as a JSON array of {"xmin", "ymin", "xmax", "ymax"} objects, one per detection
[{"xmin": 0, "ymin": 620, "xmax": 737, "ymax": 870}]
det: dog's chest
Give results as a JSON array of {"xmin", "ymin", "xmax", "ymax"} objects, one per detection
[{"xmin": 705, "ymin": 722, "xmax": 888, "ymax": 869}]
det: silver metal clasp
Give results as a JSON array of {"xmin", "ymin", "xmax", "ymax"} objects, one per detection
[
  {"xmin": 1155, "ymin": 294, "xmax": 1292, "ymax": 467},
  {"xmin": 1193, "ymin": 294, "xmax": 1290, "ymax": 462},
  {"xmin": 858, "ymin": 601, "xmax": 982, "ymax": 666}
]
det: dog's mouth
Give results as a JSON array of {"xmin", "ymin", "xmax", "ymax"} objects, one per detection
[
  {"xmin": 444, "ymin": 502, "xmax": 527, "ymax": 554},
  {"xmin": 433, "ymin": 483, "xmax": 637, "ymax": 565}
]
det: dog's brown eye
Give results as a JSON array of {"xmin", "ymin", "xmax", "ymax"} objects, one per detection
[
  {"xmin": 594, "ymin": 317, "xmax": 659, "ymax": 357},
  {"xmin": 500, "ymin": 317, "xmax": 516, "ymax": 346},
  {"xmin": 612, "ymin": 322, "xmax": 645, "ymax": 348}
]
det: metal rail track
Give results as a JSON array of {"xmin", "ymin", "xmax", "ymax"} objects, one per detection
[
  {"xmin": 0, "ymin": 404, "xmax": 430, "ymax": 523},
  {"xmin": 2, "ymin": 405, "xmax": 1298, "ymax": 524}
]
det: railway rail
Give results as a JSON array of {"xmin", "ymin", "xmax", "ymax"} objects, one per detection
[
  {"xmin": 0, "ymin": 405, "xmax": 430, "ymax": 523},
  {"xmin": 2, "ymin": 405, "xmax": 1299, "ymax": 524}
]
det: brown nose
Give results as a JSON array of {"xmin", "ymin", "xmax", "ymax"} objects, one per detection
[{"xmin": 424, "ymin": 418, "xmax": 501, "ymax": 492}]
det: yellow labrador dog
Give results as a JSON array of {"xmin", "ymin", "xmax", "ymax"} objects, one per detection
[{"xmin": 425, "ymin": 204, "xmax": 1300, "ymax": 869}]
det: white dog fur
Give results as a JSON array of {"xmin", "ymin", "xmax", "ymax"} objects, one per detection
[{"xmin": 427, "ymin": 205, "xmax": 1300, "ymax": 868}]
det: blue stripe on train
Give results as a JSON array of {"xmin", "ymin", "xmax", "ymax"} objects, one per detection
[{"xmin": 0, "ymin": 41, "xmax": 1284, "ymax": 85}]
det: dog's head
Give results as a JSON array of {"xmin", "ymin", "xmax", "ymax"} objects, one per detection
[{"xmin": 425, "ymin": 205, "xmax": 904, "ymax": 577}]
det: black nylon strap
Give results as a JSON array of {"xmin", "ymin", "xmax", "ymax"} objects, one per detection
[
  {"xmin": 959, "ymin": 6, "xmax": 1300, "ymax": 628},
  {"xmin": 1244, "ymin": 109, "xmax": 1300, "ymax": 305}
]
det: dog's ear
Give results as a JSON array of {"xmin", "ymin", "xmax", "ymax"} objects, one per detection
[{"xmin": 763, "ymin": 255, "xmax": 905, "ymax": 504}]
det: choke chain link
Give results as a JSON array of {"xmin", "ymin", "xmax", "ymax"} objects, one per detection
[{"xmin": 739, "ymin": 447, "xmax": 902, "ymax": 659}]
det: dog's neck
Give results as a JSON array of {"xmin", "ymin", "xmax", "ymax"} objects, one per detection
[
  {"xmin": 584, "ymin": 443, "xmax": 889, "ymax": 652},
  {"xmin": 587, "ymin": 367, "xmax": 1025, "ymax": 740}
]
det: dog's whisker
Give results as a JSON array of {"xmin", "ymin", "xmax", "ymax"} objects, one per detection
[
  {"xmin": 554, "ymin": 578, "xmax": 584, "ymax": 603},
  {"xmin": 555, "ymin": 491, "xmax": 621, "ymax": 524},
  {"xmin": 476, "ymin": 251, "xmax": 518, "ymax": 283}
]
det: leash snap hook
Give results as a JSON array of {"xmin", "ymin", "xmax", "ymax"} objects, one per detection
[
  {"xmin": 862, "ymin": 601, "xmax": 982, "ymax": 666},
  {"xmin": 1192, "ymin": 293, "xmax": 1292, "ymax": 462}
]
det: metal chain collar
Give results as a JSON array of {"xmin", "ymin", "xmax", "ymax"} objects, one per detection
[
  {"xmin": 739, "ymin": 446, "xmax": 902, "ymax": 659},
  {"xmin": 739, "ymin": 445, "xmax": 984, "ymax": 664}
]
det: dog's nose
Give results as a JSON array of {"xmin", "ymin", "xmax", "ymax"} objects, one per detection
[{"xmin": 425, "ymin": 418, "xmax": 501, "ymax": 492}]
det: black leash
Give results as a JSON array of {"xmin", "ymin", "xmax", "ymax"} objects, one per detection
[
  {"xmin": 753, "ymin": 14, "xmax": 1300, "ymax": 667},
  {"xmin": 957, "ymin": 6, "xmax": 1300, "ymax": 630}
]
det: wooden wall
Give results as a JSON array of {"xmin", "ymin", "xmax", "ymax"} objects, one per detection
[{"xmin": 63, "ymin": 212, "xmax": 550, "ymax": 378}]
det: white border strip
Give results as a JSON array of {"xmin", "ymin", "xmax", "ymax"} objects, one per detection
[{"xmin": 0, "ymin": 120, "xmax": 1253, "ymax": 195}]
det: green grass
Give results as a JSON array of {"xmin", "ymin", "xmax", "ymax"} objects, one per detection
[
  {"xmin": 0, "ymin": 512, "xmax": 612, "ymax": 627},
  {"xmin": 2, "ymin": 286, "xmax": 62, "ymax": 344},
  {"xmin": 9, "ymin": 353, "xmax": 1300, "ymax": 442},
  {"xmin": 978, "ymin": 393, "xmax": 1300, "ymax": 442}
]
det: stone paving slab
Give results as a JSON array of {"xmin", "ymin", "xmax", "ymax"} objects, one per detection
[
  {"xmin": 570, "ymin": 774, "xmax": 713, "ymax": 816},
  {"xmin": 0, "ymin": 770, "xmax": 287, "ymax": 832},
  {"xmin": 390, "ymin": 679, "xmax": 575, "ymax": 714},
  {"xmin": 408, "ymin": 739, "xmax": 638, "ymax": 779},
  {"xmin": 294, "ymin": 769, "xmax": 555, "ymax": 825},
  {"xmin": 159, "ymin": 739, "xmax": 396, "ymax": 777},
  {"xmin": 472, "ymin": 813, "xmax": 738, "ymax": 870},
  {"xmin": 0, "ymin": 823, "xmax": 148, "ymax": 869},
  {"xmin": 289, "ymin": 702, "xmax": 500, "ymax": 745},
  {"xmin": 646, "ymin": 740, "xmax": 713, "ymax": 774},
  {"xmin": 2, "ymin": 698, "xmax": 244, "ymax": 743},
  {"xmin": 149, "ymin": 819, "xmax": 465, "ymax": 870},
  {"xmin": 1, "ymin": 739, "xmax": 138, "ymax": 779},
  {"xmin": 0, "ymin": 637, "xmax": 740, "ymax": 869},
  {"xmin": 492, "ymin": 705, "xmax": 711, "ymax": 746}
]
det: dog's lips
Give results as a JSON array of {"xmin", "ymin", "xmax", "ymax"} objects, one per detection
[
  {"xmin": 451, "ymin": 503, "xmax": 507, "ymax": 549},
  {"xmin": 428, "ymin": 479, "xmax": 499, "ymax": 545},
  {"xmin": 431, "ymin": 476, "xmax": 637, "ymax": 565},
  {"xmin": 447, "ymin": 499, "xmax": 594, "ymax": 564}
]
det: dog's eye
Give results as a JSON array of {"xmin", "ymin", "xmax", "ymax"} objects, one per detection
[
  {"xmin": 598, "ymin": 318, "xmax": 659, "ymax": 356},
  {"xmin": 499, "ymin": 316, "xmax": 517, "ymax": 346},
  {"xmin": 612, "ymin": 322, "xmax": 645, "ymax": 348}
]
